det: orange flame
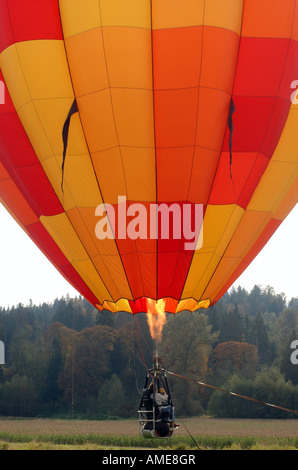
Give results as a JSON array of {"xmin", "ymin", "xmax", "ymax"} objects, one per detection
[{"xmin": 146, "ymin": 298, "xmax": 167, "ymax": 342}]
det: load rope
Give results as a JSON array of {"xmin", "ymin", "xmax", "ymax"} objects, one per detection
[{"xmin": 165, "ymin": 369, "xmax": 298, "ymax": 416}]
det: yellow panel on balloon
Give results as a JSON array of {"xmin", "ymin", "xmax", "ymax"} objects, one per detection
[
  {"xmin": 72, "ymin": 259, "xmax": 112, "ymax": 303},
  {"xmin": 68, "ymin": 207, "xmax": 118, "ymax": 257},
  {"xmin": 205, "ymin": 0, "xmax": 244, "ymax": 34},
  {"xmin": 273, "ymin": 179, "xmax": 298, "ymax": 221},
  {"xmin": 16, "ymin": 41, "xmax": 71, "ymax": 101},
  {"xmin": 180, "ymin": 251, "xmax": 216, "ymax": 298},
  {"xmin": 65, "ymin": 29, "xmax": 109, "ymax": 97},
  {"xmin": 153, "ymin": 0, "xmax": 205, "ymax": 29},
  {"xmin": 77, "ymin": 90, "xmax": 118, "ymax": 153},
  {"xmin": 21, "ymin": 99, "xmax": 76, "ymax": 158},
  {"xmin": 104, "ymin": 298, "xmax": 133, "ymax": 314},
  {"xmin": 247, "ymin": 161, "xmax": 297, "ymax": 214},
  {"xmin": 66, "ymin": 207, "xmax": 101, "ymax": 258},
  {"xmin": 195, "ymin": 299, "xmax": 211, "ymax": 310},
  {"xmin": 176, "ymin": 298, "xmax": 199, "ymax": 313},
  {"xmin": 16, "ymin": 101, "xmax": 53, "ymax": 162},
  {"xmin": 153, "ymin": 0, "xmax": 243, "ymax": 32},
  {"xmin": 0, "ymin": 45, "xmax": 31, "ymax": 110},
  {"xmin": 202, "ymin": 257, "xmax": 242, "ymax": 300},
  {"xmin": 111, "ymin": 88, "xmax": 155, "ymax": 148},
  {"xmin": 92, "ymin": 147, "xmax": 127, "ymax": 206},
  {"xmin": 61, "ymin": 153, "xmax": 102, "ymax": 208},
  {"xmin": 18, "ymin": 102, "xmax": 102, "ymax": 210},
  {"xmin": 42, "ymin": 156, "xmax": 75, "ymax": 210},
  {"xmin": 59, "ymin": 0, "xmax": 151, "ymax": 37},
  {"xmin": 102, "ymin": 27, "xmax": 153, "ymax": 89},
  {"xmin": 181, "ymin": 204, "xmax": 243, "ymax": 298},
  {"xmin": 41, "ymin": 213, "xmax": 112, "ymax": 302},
  {"xmin": 199, "ymin": 204, "xmax": 243, "ymax": 252},
  {"xmin": 271, "ymin": 107, "xmax": 298, "ymax": 164},
  {"xmin": 224, "ymin": 210, "xmax": 272, "ymax": 259},
  {"xmin": 121, "ymin": 147, "xmax": 156, "ymax": 202},
  {"xmin": 92, "ymin": 255, "xmax": 132, "ymax": 301},
  {"xmin": 215, "ymin": 205, "xmax": 244, "ymax": 256},
  {"xmin": 115, "ymin": 299, "xmax": 132, "ymax": 313},
  {"xmin": 100, "ymin": 0, "xmax": 151, "ymax": 28},
  {"xmin": 192, "ymin": 253, "xmax": 222, "ymax": 300},
  {"xmin": 67, "ymin": 207, "xmax": 133, "ymax": 299},
  {"xmin": 41, "ymin": 213, "xmax": 89, "ymax": 262},
  {"xmin": 59, "ymin": 0, "xmax": 102, "ymax": 38}
]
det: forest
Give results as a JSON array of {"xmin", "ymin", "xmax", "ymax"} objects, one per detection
[{"xmin": 0, "ymin": 284, "xmax": 297, "ymax": 420}]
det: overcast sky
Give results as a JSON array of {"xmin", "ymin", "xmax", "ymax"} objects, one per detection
[{"xmin": 0, "ymin": 202, "xmax": 297, "ymax": 309}]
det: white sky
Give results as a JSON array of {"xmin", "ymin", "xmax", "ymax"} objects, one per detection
[{"xmin": 0, "ymin": 202, "xmax": 297, "ymax": 308}]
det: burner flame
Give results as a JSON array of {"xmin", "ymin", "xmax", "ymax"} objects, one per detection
[{"xmin": 146, "ymin": 298, "xmax": 167, "ymax": 342}]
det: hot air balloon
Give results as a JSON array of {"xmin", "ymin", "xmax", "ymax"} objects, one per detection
[
  {"xmin": 1, "ymin": 0, "xmax": 298, "ymax": 439},
  {"xmin": 0, "ymin": 0, "xmax": 297, "ymax": 317}
]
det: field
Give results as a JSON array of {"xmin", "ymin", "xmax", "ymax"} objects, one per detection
[{"xmin": 0, "ymin": 417, "xmax": 297, "ymax": 450}]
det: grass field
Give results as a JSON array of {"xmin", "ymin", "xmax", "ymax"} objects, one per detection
[{"xmin": 0, "ymin": 417, "xmax": 297, "ymax": 450}]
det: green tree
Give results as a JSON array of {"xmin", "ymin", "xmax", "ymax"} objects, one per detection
[
  {"xmin": 42, "ymin": 336, "xmax": 63, "ymax": 407},
  {"xmin": 208, "ymin": 367, "xmax": 298, "ymax": 419},
  {"xmin": 212, "ymin": 341, "xmax": 259, "ymax": 382},
  {"xmin": 248, "ymin": 285, "xmax": 264, "ymax": 316},
  {"xmin": 278, "ymin": 307, "xmax": 298, "ymax": 331},
  {"xmin": 52, "ymin": 297, "xmax": 95, "ymax": 331},
  {"xmin": 0, "ymin": 375, "xmax": 37, "ymax": 416},
  {"xmin": 58, "ymin": 325, "xmax": 117, "ymax": 406},
  {"xmin": 97, "ymin": 373, "xmax": 128, "ymax": 417},
  {"xmin": 253, "ymin": 367, "xmax": 297, "ymax": 418},
  {"xmin": 253, "ymin": 312, "xmax": 274, "ymax": 364},
  {"xmin": 224, "ymin": 306, "xmax": 242, "ymax": 342},
  {"xmin": 208, "ymin": 375, "xmax": 256, "ymax": 418},
  {"xmin": 162, "ymin": 311, "xmax": 218, "ymax": 415}
]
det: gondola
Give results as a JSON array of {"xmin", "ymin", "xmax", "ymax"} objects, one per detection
[{"xmin": 138, "ymin": 363, "xmax": 176, "ymax": 439}]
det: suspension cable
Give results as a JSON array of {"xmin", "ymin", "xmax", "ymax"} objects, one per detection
[
  {"xmin": 135, "ymin": 316, "xmax": 151, "ymax": 375},
  {"xmin": 180, "ymin": 419, "xmax": 201, "ymax": 450},
  {"xmin": 131, "ymin": 316, "xmax": 143, "ymax": 395}
]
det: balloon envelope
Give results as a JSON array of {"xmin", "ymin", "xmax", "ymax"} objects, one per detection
[{"xmin": 0, "ymin": 0, "xmax": 297, "ymax": 314}]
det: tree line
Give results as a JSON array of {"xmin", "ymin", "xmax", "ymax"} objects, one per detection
[{"xmin": 0, "ymin": 285, "xmax": 297, "ymax": 419}]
